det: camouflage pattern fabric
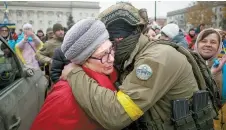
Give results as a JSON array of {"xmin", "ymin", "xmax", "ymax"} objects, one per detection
[{"xmin": 98, "ymin": 2, "xmax": 148, "ymax": 28}]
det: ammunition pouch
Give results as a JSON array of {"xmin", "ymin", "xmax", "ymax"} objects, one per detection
[
  {"xmin": 171, "ymin": 90, "xmax": 214, "ymax": 130},
  {"xmin": 192, "ymin": 105, "xmax": 213, "ymax": 130},
  {"xmin": 171, "ymin": 114, "xmax": 196, "ymax": 130},
  {"xmin": 171, "ymin": 99, "xmax": 196, "ymax": 130}
]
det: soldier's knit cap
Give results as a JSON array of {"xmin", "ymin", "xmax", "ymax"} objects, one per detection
[
  {"xmin": 61, "ymin": 18, "xmax": 109, "ymax": 65},
  {"xmin": 53, "ymin": 23, "xmax": 64, "ymax": 33},
  {"xmin": 46, "ymin": 27, "xmax": 53, "ymax": 34}
]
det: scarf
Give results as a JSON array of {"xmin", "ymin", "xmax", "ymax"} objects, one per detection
[
  {"xmin": 114, "ymin": 33, "xmax": 140, "ymax": 72},
  {"xmin": 82, "ymin": 66, "xmax": 117, "ymax": 91}
]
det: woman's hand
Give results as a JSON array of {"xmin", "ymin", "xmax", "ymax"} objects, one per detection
[
  {"xmin": 60, "ymin": 63, "xmax": 79, "ymax": 80},
  {"xmin": 211, "ymin": 55, "xmax": 226, "ymax": 75}
]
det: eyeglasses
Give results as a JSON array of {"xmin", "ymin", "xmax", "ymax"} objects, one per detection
[
  {"xmin": 90, "ymin": 46, "xmax": 115, "ymax": 64},
  {"xmin": 24, "ymin": 28, "xmax": 32, "ymax": 31},
  {"xmin": 1, "ymin": 30, "xmax": 8, "ymax": 32}
]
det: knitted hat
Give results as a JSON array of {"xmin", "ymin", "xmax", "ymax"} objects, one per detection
[
  {"xmin": 61, "ymin": 19, "xmax": 109, "ymax": 65},
  {"xmin": 23, "ymin": 23, "xmax": 32, "ymax": 30},
  {"xmin": 161, "ymin": 23, "xmax": 179, "ymax": 39},
  {"xmin": 46, "ymin": 27, "xmax": 53, "ymax": 34},
  {"xmin": 37, "ymin": 29, "xmax": 44, "ymax": 34},
  {"xmin": 53, "ymin": 23, "xmax": 63, "ymax": 33}
]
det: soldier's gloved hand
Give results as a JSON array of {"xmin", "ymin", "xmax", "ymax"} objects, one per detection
[
  {"xmin": 211, "ymin": 54, "xmax": 226, "ymax": 75},
  {"xmin": 60, "ymin": 63, "xmax": 80, "ymax": 80}
]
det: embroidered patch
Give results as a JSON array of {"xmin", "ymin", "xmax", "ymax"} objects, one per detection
[{"xmin": 136, "ymin": 64, "xmax": 152, "ymax": 80}]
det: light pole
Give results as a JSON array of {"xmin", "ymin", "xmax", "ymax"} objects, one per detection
[{"xmin": 154, "ymin": 1, "xmax": 157, "ymax": 21}]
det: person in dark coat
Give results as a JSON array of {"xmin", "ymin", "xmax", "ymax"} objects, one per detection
[{"xmin": 50, "ymin": 47, "xmax": 70, "ymax": 83}]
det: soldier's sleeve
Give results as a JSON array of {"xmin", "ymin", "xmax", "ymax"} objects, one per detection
[
  {"xmin": 35, "ymin": 43, "xmax": 52, "ymax": 64},
  {"xmin": 68, "ymin": 57, "xmax": 177, "ymax": 129}
]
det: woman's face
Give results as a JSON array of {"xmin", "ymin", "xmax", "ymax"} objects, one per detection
[
  {"xmin": 198, "ymin": 33, "xmax": 220, "ymax": 60},
  {"xmin": 84, "ymin": 40, "xmax": 115, "ymax": 75},
  {"xmin": 147, "ymin": 29, "xmax": 156, "ymax": 40}
]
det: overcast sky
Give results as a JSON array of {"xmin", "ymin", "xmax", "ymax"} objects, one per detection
[{"xmin": 99, "ymin": 1, "xmax": 192, "ymax": 18}]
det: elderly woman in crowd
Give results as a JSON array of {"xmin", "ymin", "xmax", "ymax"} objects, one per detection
[
  {"xmin": 143, "ymin": 25, "xmax": 157, "ymax": 41},
  {"xmin": 30, "ymin": 19, "xmax": 116, "ymax": 130},
  {"xmin": 194, "ymin": 28, "xmax": 226, "ymax": 130},
  {"xmin": 15, "ymin": 23, "xmax": 43, "ymax": 70}
]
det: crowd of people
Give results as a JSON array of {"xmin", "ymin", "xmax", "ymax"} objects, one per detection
[{"xmin": 2, "ymin": 2, "xmax": 226, "ymax": 130}]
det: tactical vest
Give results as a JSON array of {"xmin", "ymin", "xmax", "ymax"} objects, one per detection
[{"xmin": 120, "ymin": 40, "xmax": 220, "ymax": 130}]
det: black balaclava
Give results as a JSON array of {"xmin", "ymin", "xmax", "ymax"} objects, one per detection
[
  {"xmin": 107, "ymin": 20, "xmax": 137, "ymax": 41},
  {"xmin": 107, "ymin": 19, "xmax": 140, "ymax": 72}
]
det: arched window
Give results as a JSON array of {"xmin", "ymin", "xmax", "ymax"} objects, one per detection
[
  {"xmin": 29, "ymin": 20, "xmax": 34, "ymax": 25},
  {"xmin": 16, "ymin": 11, "xmax": 22, "ymax": 17},
  {"xmin": 48, "ymin": 21, "xmax": 52, "ymax": 26}
]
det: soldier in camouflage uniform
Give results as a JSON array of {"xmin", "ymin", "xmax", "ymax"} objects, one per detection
[{"xmin": 61, "ymin": 2, "xmax": 219, "ymax": 130}]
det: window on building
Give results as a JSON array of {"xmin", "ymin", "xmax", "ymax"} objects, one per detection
[
  {"xmin": 27, "ymin": 11, "xmax": 34, "ymax": 17},
  {"xmin": 220, "ymin": 7, "xmax": 222, "ymax": 11},
  {"xmin": 39, "ymin": 20, "xmax": 42, "ymax": 24},
  {"xmin": 80, "ymin": 13, "xmax": 82, "ymax": 17},
  {"xmin": 16, "ymin": 11, "xmax": 22, "ymax": 17},
  {"xmin": 48, "ymin": 21, "xmax": 52, "ymax": 26},
  {"xmin": 29, "ymin": 20, "xmax": 34, "ymax": 25},
  {"xmin": 27, "ymin": 12, "xmax": 30, "ymax": 17},
  {"xmin": 57, "ymin": 12, "xmax": 62, "ymax": 18},
  {"xmin": 37, "ymin": 11, "xmax": 44, "ymax": 19},
  {"xmin": 47, "ymin": 11, "xmax": 54, "ymax": 17},
  {"xmin": 57, "ymin": 13, "xmax": 60, "ymax": 18},
  {"xmin": 17, "ymin": 20, "xmax": 22, "ymax": 24},
  {"xmin": 91, "ymin": 13, "xmax": 95, "ymax": 17}
]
